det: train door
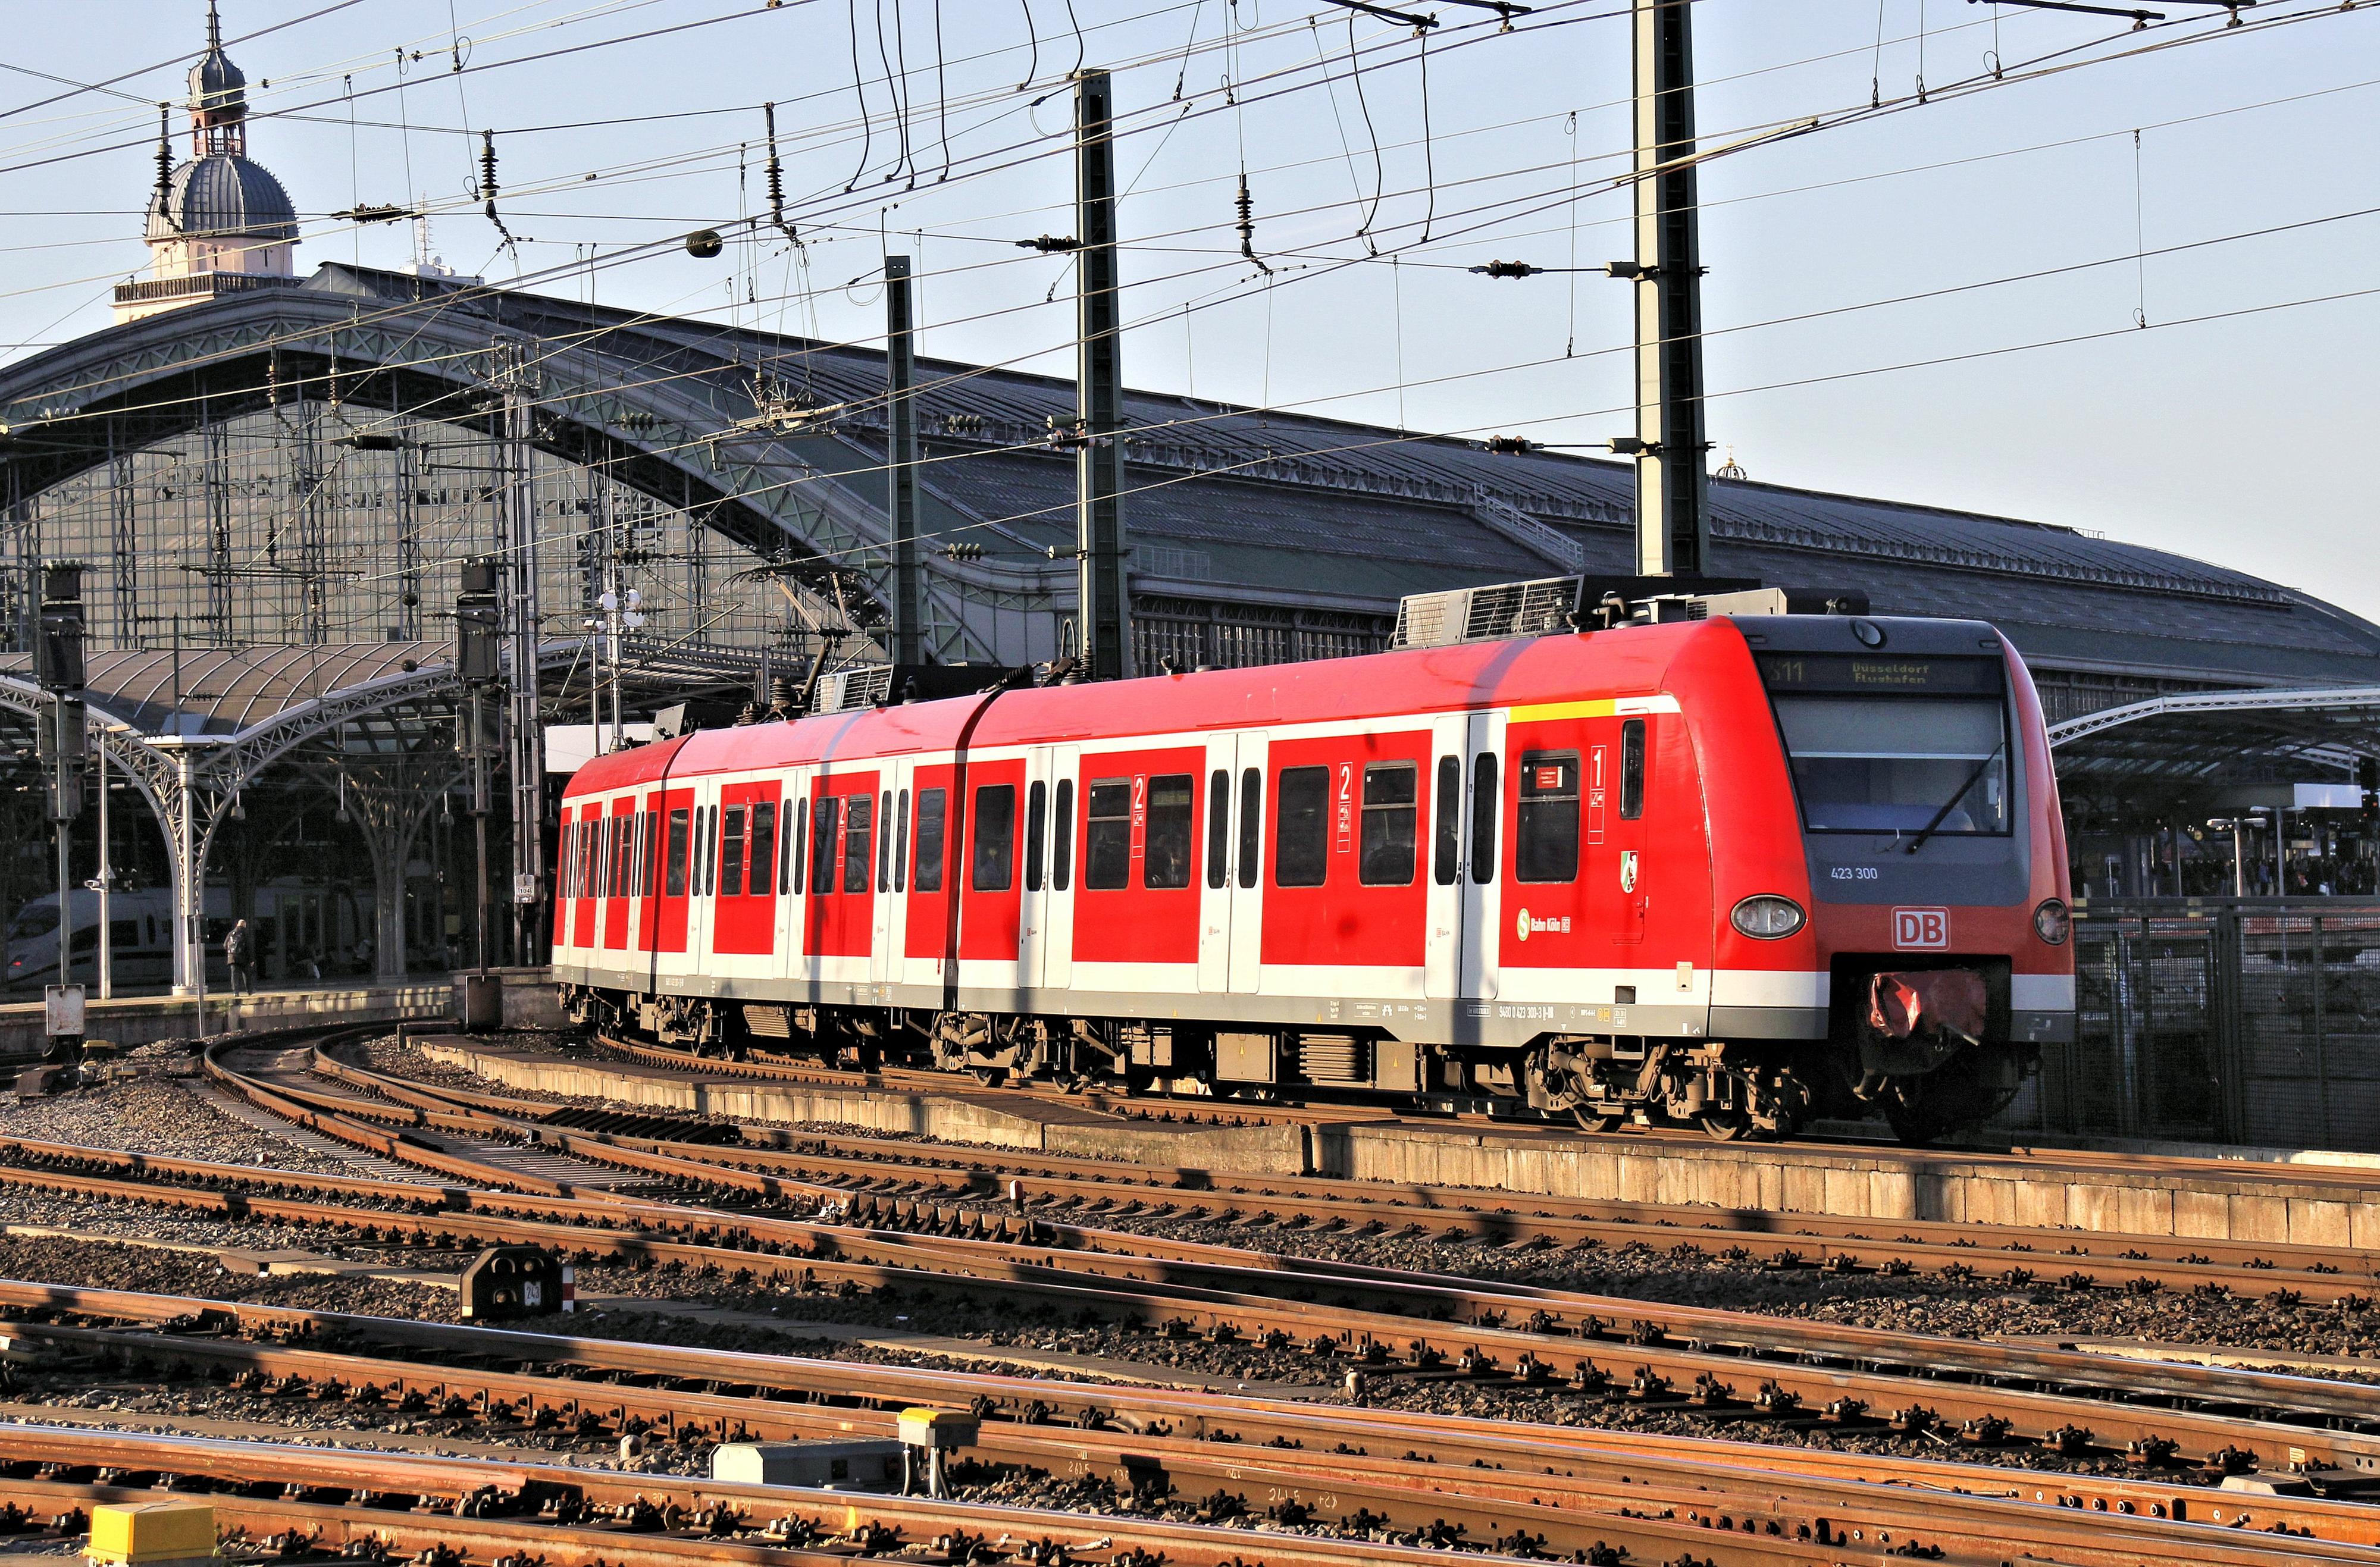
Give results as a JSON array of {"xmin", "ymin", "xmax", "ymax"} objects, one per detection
[
  {"xmin": 1198, "ymin": 732, "xmax": 1266, "ymax": 994},
  {"xmin": 553, "ymin": 806, "xmax": 577, "ymax": 953},
  {"xmin": 1226, "ymin": 735, "xmax": 1267, "ymax": 992},
  {"xmin": 634, "ymin": 794, "xmax": 660, "ymax": 955},
  {"xmin": 1584, "ymin": 717, "xmax": 1651, "ymax": 953},
  {"xmin": 778, "ymin": 769, "xmax": 811, "ymax": 987},
  {"xmin": 1426, "ymin": 718, "xmax": 1465, "ymax": 998},
  {"xmin": 870, "ymin": 772, "xmax": 900, "ymax": 991},
  {"xmin": 603, "ymin": 798, "xmax": 634, "ymax": 952},
  {"xmin": 653, "ymin": 788, "xmax": 696, "ymax": 957},
  {"xmin": 1028, "ymin": 745, "xmax": 1076, "ymax": 992},
  {"xmin": 571, "ymin": 809, "xmax": 599, "ymax": 950},
  {"xmin": 1460, "ymin": 712, "xmax": 1504, "ymax": 1000}
]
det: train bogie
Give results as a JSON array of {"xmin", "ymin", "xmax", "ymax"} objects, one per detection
[{"xmin": 555, "ymin": 608, "xmax": 2074, "ymax": 1142}]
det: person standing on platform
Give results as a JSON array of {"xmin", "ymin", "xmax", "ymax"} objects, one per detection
[{"xmin": 225, "ymin": 919, "xmax": 254, "ymax": 995}]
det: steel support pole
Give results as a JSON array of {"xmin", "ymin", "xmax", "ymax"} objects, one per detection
[
  {"xmin": 94, "ymin": 748, "xmax": 109, "ymax": 1000},
  {"xmin": 52, "ymin": 806, "xmax": 68, "ymax": 993},
  {"xmin": 471, "ymin": 688, "xmax": 493, "ymax": 976},
  {"xmin": 170, "ymin": 751, "xmax": 196, "ymax": 998},
  {"xmin": 885, "ymin": 255, "xmax": 925, "ymax": 667},
  {"xmin": 1630, "ymin": 0, "xmax": 1710, "ymax": 578},
  {"xmin": 1073, "ymin": 68, "xmax": 1131, "ymax": 680},
  {"xmin": 494, "ymin": 346, "xmax": 544, "ymax": 962}
]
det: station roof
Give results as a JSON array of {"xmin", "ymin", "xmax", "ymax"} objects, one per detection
[
  {"xmin": 419, "ymin": 264, "xmax": 2375, "ymax": 696},
  {"xmin": 2049, "ymin": 687, "xmax": 2380, "ymax": 783},
  {"xmin": 0, "ymin": 643, "xmax": 441, "ymax": 736}
]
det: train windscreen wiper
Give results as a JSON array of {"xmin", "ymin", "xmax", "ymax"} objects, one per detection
[{"xmin": 1903, "ymin": 738, "xmax": 2006, "ymax": 855}]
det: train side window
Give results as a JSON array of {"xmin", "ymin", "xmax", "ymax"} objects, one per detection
[
  {"xmin": 1025, "ymin": 781, "xmax": 1047, "ymax": 891},
  {"xmin": 720, "ymin": 806, "xmax": 748, "ymax": 897},
  {"xmin": 790, "ymin": 799, "xmax": 808, "ymax": 894},
  {"xmin": 913, "ymin": 789, "xmax": 947, "ymax": 892},
  {"xmin": 701, "ymin": 806, "xmax": 718, "ymax": 897},
  {"xmin": 1433, "ymin": 757, "xmax": 1462, "ymax": 886},
  {"xmin": 665, "ymin": 808, "xmax": 691, "ymax": 897},
  {"xmin": 1517, "ymin": 751, "xmax": 1581, "ymax": 883},
  {"xmin": 810, "ymin": 797, "xmax": 840, "ymax": 895},
  {"xmin": 613, "ymin": 815, "xmax": 632, "ymax": 898},
  {"xmin": 751, "ymin": 801, "xmax": 778, "ymax": 897},
  {"xmin": 578, "ymin": 823, "xmax": 597, "ymax": 900},
  {"xmin": 1205, "ymin": 770, "xmax": 1230, "ymax": 889},
  {"xmin": 1052, "ymin": 779, "xmax": 1075, "ymax": 891},
  {"xmin": 1361, "ymin": 764, "xmax": 1419, "ymax": 886},
  {"xmin": 844, "ymin": 794, "xmax": 875, "ymax": 895},
  {"xmin": 1620, "ymin": 719, "xmax": 1646, "ymax": 820},
  {"xmin": 973, "ymin": 784, "xmax": 1017, "ymax": 891},
  {"xmin": 1470, "ymin": 753, "xmax": 1499, "ymax": 884},
  {"xmin": 1274, "ymin": 766, "xmax": 1329, "ymax": 888},
  {"xmin": 1085, "ymin": 781, "xmax": 1132, "ymax": 890},
  {"xmin": 895, "ymin": 789, "xmax": 911, "ymax": 892},
  {"xmin": 1236, "ymin": 768, "xmax": 1263, "ymax": 889},
  {"xmin": 1145, "ymin": 774, "xmax": 1194, "ymax": 890},
  {"xmin": 593, "ymin": 820, "xmax": 609, "ymax": 899}
]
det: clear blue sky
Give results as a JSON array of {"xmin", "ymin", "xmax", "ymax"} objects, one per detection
[{"xmin": 4, "ymin": 1, "xmax": 2374, "ymax": 617}]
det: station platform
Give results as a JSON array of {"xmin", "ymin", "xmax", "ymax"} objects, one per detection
[
  {"xmin": 1323, "ymin": 1120, "xmax": 2380, "ymax": 1250},
  {"xmin": 421, "ymin": 1039, "xmax": 1308, "ymax": 1173},
  {"xmin": 422, "ymin": 1039, "xmax": 2380, "ymax": 1251},
  {"xmin": 0, "ymin": 976, "xmax": 453, "ymax": 1059}
]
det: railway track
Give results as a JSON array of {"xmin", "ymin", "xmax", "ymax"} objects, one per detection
[
  {"xmin": 330, "ymin": 1037, "xmax": 2380, "ymax": 1306},
  {"xmin": 14, "ymin": 1057, "xmax": 2380, "ymax": 1485},
  {"xmin": 15, "ymin": 1018, "xmax": 2380, "ymax": 1564},
  {"xmin": 0, "ymin": 1291, "xmax": 2370, "ymax": 1565}
]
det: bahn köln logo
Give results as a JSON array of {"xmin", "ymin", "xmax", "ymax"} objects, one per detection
[{"xmin": 1893, "ymin": 908, "xmax": 1950, "ymax": 950}]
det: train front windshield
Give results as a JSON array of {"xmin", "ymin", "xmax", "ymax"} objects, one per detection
[
  {"xmin": 5, "ymin": 906, "xmax": 57, "ymax": 942},
  {"xmin": 1759, "ymin": 652, "xmax": 2011, "ymax": 836}
]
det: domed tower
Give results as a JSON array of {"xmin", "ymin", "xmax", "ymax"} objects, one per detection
[{"xmin": 112, "ymin": 2, "xmax": 300, "ymax": 323}]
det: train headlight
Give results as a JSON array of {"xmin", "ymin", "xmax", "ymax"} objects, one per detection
[
  {"xmin": 2034, "ymin": 898, "xmax": 2071, "ymax": 945},
  {"xmin": 1730, "ymin": 895, "xmax": 1806, "ymax": 940}
]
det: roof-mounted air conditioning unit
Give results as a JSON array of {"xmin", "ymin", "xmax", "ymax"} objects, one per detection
[{"xmin": 1391, "ymin": 576, "xmax": 1867, "ymax": 649}]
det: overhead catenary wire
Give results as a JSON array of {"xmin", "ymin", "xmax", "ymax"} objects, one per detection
[
  {"xmin": 18, "ymin": 0, "xmax": 2361, "ymax": 466},
  {"xmin": 14, "ymin": 0, "xmax": 2361, "ymax": 469}
]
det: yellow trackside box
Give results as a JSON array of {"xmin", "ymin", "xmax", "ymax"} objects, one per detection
[{"xmin": 88, "ymin": 1502, "xmax": 215, "ymax": 1565}]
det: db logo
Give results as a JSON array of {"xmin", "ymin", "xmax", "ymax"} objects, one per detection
[{"xmin": 1893, "ymin": 908, "xmax": 1949, "ymax": 950}]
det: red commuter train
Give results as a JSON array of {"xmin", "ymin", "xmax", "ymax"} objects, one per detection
[{"xmin": 553, "ymin": 607, "xmax": 2074, "ymax": 1142}]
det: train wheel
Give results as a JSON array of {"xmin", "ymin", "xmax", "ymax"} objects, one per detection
[
  {"xmin": 1572, "ymin": 1107, "xmax": 1620, "ymax": 1133},
  {"xmin": 1699, "ymin": 1110, "xmax": 1763, "ymax": 1141},
  {"xmin": 970, "ymin": 1066, "xmax": 1009, "ymax": 1088}
]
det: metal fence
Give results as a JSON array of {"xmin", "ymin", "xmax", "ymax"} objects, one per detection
[{"xmin": 1995, "ymin": 898, "xmax": 2380, "ymax": 1151}]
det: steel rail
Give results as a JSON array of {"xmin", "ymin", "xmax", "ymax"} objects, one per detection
[
  {"xmin": 0, "ymin": 1429, "xmax": 1537, "ymax": 1567},
  {"xmin": 137, "ymin": 1071, "xmax": 2380, "ymax": 1456},
  {"xmin": 0, "ymin": 1325, "xmax": 2229, "ymax": 1567},
  {"xmin": 8, "ymin": 1109, "xmax": 2380, "ymax": 1486},
  {"xmin": 58, "ymin": 1053, "xmax": 2380, "ymax": 1478},
  {"xmin": 3, "ymin": 1317, "xmax": 2372, "ymax": 1563},
  {"xmin": 305, "ymin": 1042, "xmax": 2380, "ymax": 1305}
]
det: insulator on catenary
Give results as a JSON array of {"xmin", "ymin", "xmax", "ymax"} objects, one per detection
[
  {"xmin": 153, "ymin": 105, "xmax": 173, "ymax": 206},
  {"xmin": 1235, "ymin": 173, "xmax": 1272, "ymax": 275},
  {"xmin": 762, "ymin": 102, "xmax": 794, "ymax": 243},
  {"xmin": 1470, "ymin": 259, "xmax": 1540, "ymax": 278},
  {"xmin": 480, "ymin": 130, "xmax": 519, "ymax": 253},
  {"xmin": 1484, "ymin": 435, "xmax": 1536, "ymax": 455}
]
